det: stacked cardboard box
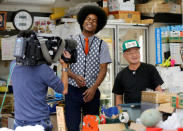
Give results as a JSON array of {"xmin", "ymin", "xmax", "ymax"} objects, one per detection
[
  {"xmin": 109, "ymin": 10, "xmax": 154, "ymax": 24},
  {"xmin": 140, "ymin": 19, "xmax": 154, "ymax": 24},
  {"xmin": 141, "ymin": 91, "xmax": 177, "ymax": 113},
  {"xmin": 109, "ymin": 11, "xmax": 141, "ymax": 23},
  {"xmin": 171, "ymin": 95, "xmax": 183, "ymax": 109},
  {"xmin": 136, "ymin": 0, "xmax": 181, "ymax": 15},
  {"xmin": 108, "ymin": 0, "xmax": 135, "ymax": 12},
  {"xmin": 141, "ymin": 91, "xmax": 177, "ymax": 104}
]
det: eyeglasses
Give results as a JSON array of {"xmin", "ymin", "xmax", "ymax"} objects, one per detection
[{"xmin": 124, "ymin": 50, "xmax": 140, "ymax": 55}]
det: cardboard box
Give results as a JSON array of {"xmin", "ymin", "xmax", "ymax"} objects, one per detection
[
  {"xmin": 140, "ymin": 19, "xmax": 154, "ymax": 24},
  {"xmin": 169, "ymin": 37, "xmax": 183, "ymax": 43},
  {"xmin": 169, "ymin": 28, "xmax": 183, "ymax": 43},
  {"xmin": 136, "ymin": 3, "xmax": 181, "ymax": 15},
  {"xmin": 141, "ymin": 91, "xmax": 176, "ymax": 104},
  {"xmin": 50, "ymin": 114, "xmax": 57, "ymax": 131},
  {"xmin": 158, "ymin": 103, "xmax": 175, "ymax": 113},
  {"xmin": 98, "ymin": 123, "xmax": 126, "ymax": 131},
  {"xmin": 110, "ymin": 11, "xmax": 141, "ymax": 23},
  {"xmin": 171, "ymin": 95, "xmax": 183, "ymax": 109},
  {"xmin": 1, "ymin": 114, "xmax": 12, "ymax": 127},
  {"xmin": 56, "ymin": 106, "xmax": 67, "ymax": 131},
  {"xmin": 129, "ymin": 122, "xmax": 146, "ymax": 131},
  {"xmin": 108, "ymin": 0, "xmax": 135, "ymax": 12}
]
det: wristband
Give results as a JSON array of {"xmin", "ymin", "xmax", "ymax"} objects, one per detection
[{"xmin": 61, "ymin": 68, "xmax": 68, "ymax": 72}]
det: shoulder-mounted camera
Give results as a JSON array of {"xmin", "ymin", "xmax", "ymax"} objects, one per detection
[{"xmin": 14, "ymin": 30, "xmax": 77, "ymax": 66}]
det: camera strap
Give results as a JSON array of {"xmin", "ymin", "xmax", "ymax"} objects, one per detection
[{"xmin": 53, "ymin": 39, "xmax": 66, "ymax": 62}]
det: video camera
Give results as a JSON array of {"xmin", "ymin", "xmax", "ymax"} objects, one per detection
[{"xmin": 14, "ymin": 30, "xmax": 77, "ymax": 66}]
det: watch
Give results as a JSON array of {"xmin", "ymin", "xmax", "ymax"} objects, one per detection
[
  {"xmin": 61, "ymin": 68, "xmax": 68, "ymax": 72},
  {"xmin": 12, "ymin": 10, "xmax": 33, "ymax": 31}
]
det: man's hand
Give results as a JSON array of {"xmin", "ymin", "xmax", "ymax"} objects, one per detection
[
  {"xmin": 60, "ymin": 51, "xmax": 71, "ymax": 67},
  {"xmin": 75, "ymin": 75, "xmax": 86, "ymax": 87},
  {"xmin": 60, "ymin": 51, "xmax": 71, "ymax": 66},
  {"xmin": 155, "ymin": 85, "xmax": 163, "ymax": 92},
  {"xmin": 83, "ymin": 86, "xmax": 97, "ymax": 103}
]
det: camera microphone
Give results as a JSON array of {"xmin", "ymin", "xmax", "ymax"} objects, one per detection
[{"xmin": 65, "ymin": 39, "xmax": 77, "ymax": 50}]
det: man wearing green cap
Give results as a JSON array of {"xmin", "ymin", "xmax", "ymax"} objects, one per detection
[{"xmin": 112, "ymin": 40, "xmax": 163, "ymax": 106}]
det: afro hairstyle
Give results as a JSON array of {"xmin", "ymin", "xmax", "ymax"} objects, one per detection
[{"xmin": 77, "ymin": 5, "xmax": 107, "ymax": 34}]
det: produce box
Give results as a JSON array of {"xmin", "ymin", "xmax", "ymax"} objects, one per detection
[
  {"xmin": 171, "ymin": 95, "xmax": 183, "ymax": 109},
  {"xmin": 98, "ymin": 123, "xmax": 126, "ymax": 131},
  {"xmin": 109, "ymin": 11, "xmax": 141, "ymax": 23},
  {"xmin": 158, "ymin": 103, "xmax": 175, "ymax": 113},
  {"xmin": 141, "ymin": 91, "xmax": 176, "ymax": 104}
]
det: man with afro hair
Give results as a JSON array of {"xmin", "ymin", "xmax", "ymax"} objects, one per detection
[{"xmin": 65, "ymin": 5, "xmax": 112, "ymax": 131}]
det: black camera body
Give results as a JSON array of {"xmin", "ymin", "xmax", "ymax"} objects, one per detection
[
  {"xmin": 14, "ymin": 30, "xmax": 77, "ymax": 66},
  {"xmin": 61, "ymin": 39, "xmax": 77, "ymax": 64}
]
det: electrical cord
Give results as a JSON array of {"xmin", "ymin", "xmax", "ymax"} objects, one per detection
[{"xmin": 0, "ymin": 62, "xmax": 16, "ymax": 114}]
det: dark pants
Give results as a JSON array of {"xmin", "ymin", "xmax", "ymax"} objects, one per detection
[
  {"xmin": 14, "ymin": 118, "xmax": 53, "ymax": 131},
  {"xmin": 65, "ymin": 84, "xmax": 100, "ymax": 131}
]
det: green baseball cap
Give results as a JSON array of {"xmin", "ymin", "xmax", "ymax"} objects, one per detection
[{"xmin": 122, "ymin": 40, "xmax": 140, "ymax": 52}]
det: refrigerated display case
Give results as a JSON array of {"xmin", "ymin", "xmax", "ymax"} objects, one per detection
[
  {"xmin": 96, "ymin": 23, "xmax": 148, "ymax": 107},
  {"xmin": 116, "ymin": 25, "xmax": 149, "ymax": 73},
  {"xmin": 96, "ymin": 25, "xmax": 116, "ymax": 107}
]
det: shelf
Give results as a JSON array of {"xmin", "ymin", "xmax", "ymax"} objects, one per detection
[
  {"xmin": 0, "ymin": 30, "xmax": 19, "ymax": 36},
  {"xmin": 107, "ymin": 19, "xmax": 148, "ymax": 26},
  {"xmin": 142, "ymin": 13, "xmax": 182, "ymax": 24},
  {"xmin": 60, "ymin": 18, "xmax": 149, "ymax": 26},
  {"xmin": 60, "ymin": 18, "xmax": 77, "ymax": 23},
  {"xmin": 100, "ymin": 97, "xmax": 112, "ymax": 100}
]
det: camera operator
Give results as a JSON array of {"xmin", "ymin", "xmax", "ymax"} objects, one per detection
[
  {"xmin": 10, "ymin": 31, "xmax": 72, "ymax": 131},
  {"xmin": 11, "ymin": 51, "xmax": 70, "ymax": 131}
]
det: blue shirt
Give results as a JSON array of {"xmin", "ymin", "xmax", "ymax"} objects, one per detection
[{"xmin": 10, "ymin": 60, "xmax": 64, "ymax": 121}]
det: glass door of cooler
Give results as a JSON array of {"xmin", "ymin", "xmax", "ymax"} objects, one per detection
[
  {"xmin": 96, "ymin": 25, "xmax": 116, "ymax": 107},
  {"xmin": 116, "ymin": 25, "xmax": 149, "ymax": 74}
]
